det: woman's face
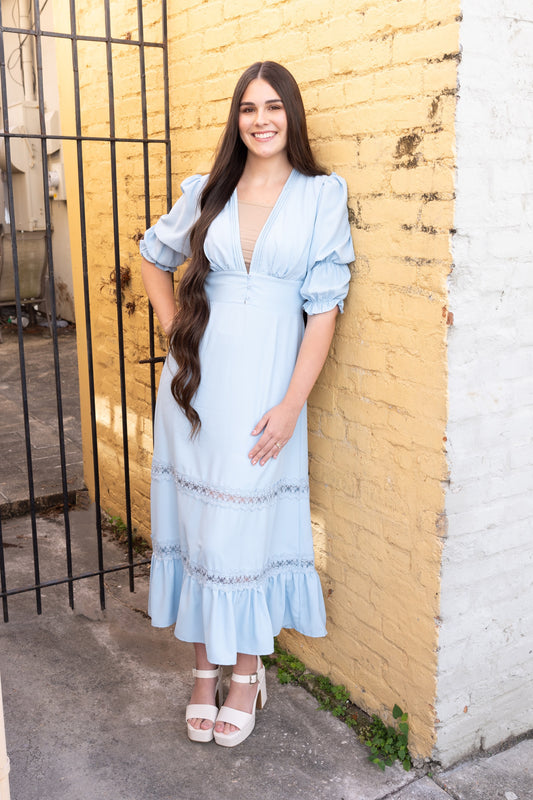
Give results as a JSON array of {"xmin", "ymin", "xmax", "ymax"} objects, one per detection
[{"xmin": 238, "ymin": 79, "xmax": 288, "ymax": 160}]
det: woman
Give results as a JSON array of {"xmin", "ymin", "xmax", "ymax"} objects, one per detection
[{"xmin": 140, "ymin": 61, "xmax": 354, "ymax": 748}]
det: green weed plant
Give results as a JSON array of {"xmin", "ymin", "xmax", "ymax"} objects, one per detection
[
  {"xmin": 104, "ymin": 512, "xmax": 151, "ymax": 557},
  {"xmin": 360, "ymin": 704, "xmax": 412, "ymax": 771},
  {"xmin": 264, "ymin": 643, "xmax": 411, "ymax": 772}
]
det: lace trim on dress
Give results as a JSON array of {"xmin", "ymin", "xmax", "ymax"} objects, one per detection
[
  {"xmin": 151, "ymin": 541, "xmax": 315, "ymax": 589},
  {"xmin": 151, "ymin": 461, "xmax": 309, "ymax": 509}
]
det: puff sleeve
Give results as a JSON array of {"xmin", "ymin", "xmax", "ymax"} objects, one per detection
[
  {"xmin": 140, "ymin": 173, "xmax": 208, "ymax": 272},
  {"xmin": 300, "ymin": 173, "xmax": 354, "ymax": 315}
]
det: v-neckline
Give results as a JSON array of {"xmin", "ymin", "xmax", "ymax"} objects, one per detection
[{"xmin": 233, "ymin": 169, "xmax": 295, "ymax": 274}]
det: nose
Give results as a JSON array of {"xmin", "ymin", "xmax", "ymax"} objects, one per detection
[{"xmin": 255, "ymin": 105, "xmax": 267, "ymax": 125}]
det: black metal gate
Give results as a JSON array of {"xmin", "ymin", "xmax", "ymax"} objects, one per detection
[{"xmin": 0, "ymin": 0, "xmax": 170, "ymax": 621}]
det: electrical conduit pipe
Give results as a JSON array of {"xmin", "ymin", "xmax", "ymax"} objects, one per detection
[{"xmin": 19, "ymin": 0, "xmax": 36, "ymax": 103}]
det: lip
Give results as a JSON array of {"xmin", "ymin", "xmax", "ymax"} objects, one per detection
[{"xmin": 251, "ymin": 131, "xmax": 277, "ymax": 140}]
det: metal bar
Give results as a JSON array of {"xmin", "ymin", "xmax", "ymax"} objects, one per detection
[
  {"xmin": 32, "ymin": 0, "xmax": 74, "ymax": 610},
  {"xmin": 0, "ymin": 559, "xmax": 151, "ymax": 599},
  {"xmin": 163, "ymin": 0, "xmax": 172, "ymax": 216},
  {"xmin": 157, "ymin": 0, "xmax": 173, "ymax": 429},
  {"xmin": 0, "ymin": 515, "xmax": 8, "ymax": 623},
  {"xmin": 0, "ymin": 131, "xmax": 168, "ymax": 145},
  {"xmin": 104, "ymin": 0, "xmax": 135, "ymax": 592},
  {"xmin": 137, "ymin": 0, "xmax": 171, "ymax": 425},
  {"xmin": 136, "ymin": 0, "xmax": 158, "ymax": 425},
  {"xmin": 0, "ymin": 10, "xmax": 42, "ymax": 615},
  {"xmin": 1, "ymin": 133, "xmax": 168, "ymax": 144},
  {"xmin": 0, "ymin": 25, "xmax": 164, "ymax": 48},
  {"xmin": 147, "ymin": 298, "xmax": 157, "ymax": 427},
  {"xmin": 69, "ymin": 0, "xmax": 106, "ymax": 610}
]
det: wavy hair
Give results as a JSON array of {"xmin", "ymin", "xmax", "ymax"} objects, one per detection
[{"xmin": 168, "ymin": 61, "xmax": 326, "ymax": 436}]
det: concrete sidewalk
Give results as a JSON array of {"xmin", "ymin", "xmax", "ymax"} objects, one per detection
[
  {"xmin": 1, "ymin": 506, "xmax": 531, "ymax": 800},
  {"xmin": 0, "ymin": 327, "xmax": 84, "ymax": 517}
]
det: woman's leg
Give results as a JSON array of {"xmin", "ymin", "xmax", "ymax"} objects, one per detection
[
  {"xmin": 187, "ymin": 643, "xmax": 219, "ymax": 731},
  {"xmin": 214, "ymin": 652, "xmax": 262, "ymax": 735}
]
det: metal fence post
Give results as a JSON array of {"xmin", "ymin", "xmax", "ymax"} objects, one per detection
[{"xmin": 0, "ymin": 674, "xmax": 10, "ymax": 800}]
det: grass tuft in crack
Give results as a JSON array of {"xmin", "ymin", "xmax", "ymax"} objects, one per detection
[{"xmin": 103, "ymin": 512, "xmax": 151, "ymax": 558}]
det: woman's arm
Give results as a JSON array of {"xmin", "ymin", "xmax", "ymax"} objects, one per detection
[
  {"xmin": 141, "ymin": 257, "xmax": 177, "ymax": 335},
  {"xmin": 248, "ymin": 307, "xmax": 338, "ymax": 466}
]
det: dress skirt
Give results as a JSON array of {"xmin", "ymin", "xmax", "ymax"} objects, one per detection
[{"xmin": 148, "ymin": 271, "xmax": 327, "ymax": 665}]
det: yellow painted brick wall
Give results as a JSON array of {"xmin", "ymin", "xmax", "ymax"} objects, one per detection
[{"xmin": 56, "ymin": 0, "xmax": 460, "ymax": 759}]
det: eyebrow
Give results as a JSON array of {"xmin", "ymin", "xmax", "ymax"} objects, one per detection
[{"xmin": 239, "ymin": 98, "xmax": 283, "ymax": 106}]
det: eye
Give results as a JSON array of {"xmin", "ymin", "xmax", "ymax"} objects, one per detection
[
  {"xmin": 240, "ymin": 107, "xmax": 255, "ymax": 113},
  {"xmin": 269, "ymin": 104, "xmax": 283, "ymax": 111}
]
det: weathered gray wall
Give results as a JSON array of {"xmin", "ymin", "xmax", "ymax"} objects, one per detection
[{"xmin": 436, "ymin": 0, "xmax": 533, "ymax": 766}]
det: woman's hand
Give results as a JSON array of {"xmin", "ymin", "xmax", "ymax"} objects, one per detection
[
  {"xmin": 248, "ymin": 308, "xmax": 339, "ymax": 467},
  {"xmin": 248, "ymin": 401, "xmax": 301, "ymax": 466}
]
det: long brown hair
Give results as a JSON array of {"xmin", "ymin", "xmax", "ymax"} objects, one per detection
[{"xmin": 168, "ymin": 61, "xmax": 326, "ymax": 436}]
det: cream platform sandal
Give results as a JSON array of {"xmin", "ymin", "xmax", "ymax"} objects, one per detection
[
  {"xmin": 186, "ymin": 666, "xmax": 223, "ymax": 743},
  {"xmin": 213, "ymin": 657, "xmax": 267, "ymax": 748}
]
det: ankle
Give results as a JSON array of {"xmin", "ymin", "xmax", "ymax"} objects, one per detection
[
  {"xmin": 233, "ymin": 655, "xmax": 260, "ymax": 676},
  {"xmin": 193, "ymin": 643, "xmax": 216, "ymax": 672},
  {"xmin": 195, "ymin": 660, "xmax": 217, "ymax": 671}
]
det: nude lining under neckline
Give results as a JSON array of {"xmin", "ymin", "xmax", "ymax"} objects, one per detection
[
  {"xmin": 238, "ymin": 200, "xmax": 273, "ymax": 270},
  {"xmin": 238, "ymin": 200, "xmax": 273, "ymax": 208}
]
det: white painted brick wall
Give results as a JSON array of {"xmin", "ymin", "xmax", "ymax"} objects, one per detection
[{"xmin": 435, "ymin": 0, "xmax": 533, "ymax": 766}]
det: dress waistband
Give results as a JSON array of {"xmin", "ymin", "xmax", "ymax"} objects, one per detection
[{"xmin": 205, "ymin": 271, "xmax": 304, "ymax": 313}]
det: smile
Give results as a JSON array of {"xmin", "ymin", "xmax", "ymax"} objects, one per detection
[{"xmin": 252, "ymin": 132, "xmax": 276, "ymax": 140}]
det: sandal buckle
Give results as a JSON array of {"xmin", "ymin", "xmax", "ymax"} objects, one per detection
[{"xmin": 248, "ymin": 672, "xmax": 258, "ymax": 684}]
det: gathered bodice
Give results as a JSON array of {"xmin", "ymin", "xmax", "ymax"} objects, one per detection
[{"xmin": 140, "ymin": 169, "xmax": 355, "ymax": 315}]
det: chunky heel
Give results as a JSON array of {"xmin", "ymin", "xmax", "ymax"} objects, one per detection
[
  {"xmin": 256, "ymin": 681, "xmax": 267, "ymax": 710},
  {"xmin": 213, "ymin": 657, "xmax": 267, "ymax": 747}
]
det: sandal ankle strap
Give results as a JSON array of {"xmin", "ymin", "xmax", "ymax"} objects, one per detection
[
  {"xmin": 192, "ymin": 667, "xmax": 220, "ymax": 679},
  {"xmin": 231, "ymin": 658, "xmax": 264, "ymax": 685},
  {"xmin": 231, "ymin": 671, "xmax": 258, "ymax": 685}
]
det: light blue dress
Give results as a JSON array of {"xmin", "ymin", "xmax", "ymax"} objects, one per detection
[{"xmin": 141, "ymin": 169, "xmax": 354, "ymax": 665}]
